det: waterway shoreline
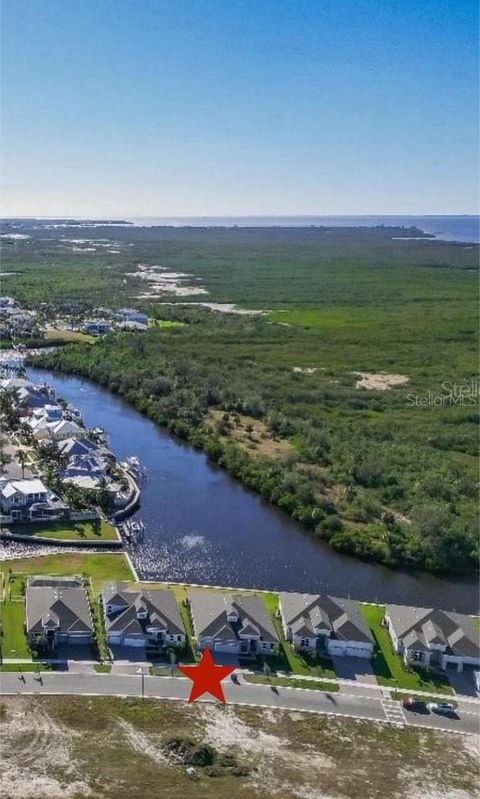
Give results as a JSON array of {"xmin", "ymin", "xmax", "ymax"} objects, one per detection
[{"xmin": 17, "ymin": 366, "xmax": 477, "ymax": 614}]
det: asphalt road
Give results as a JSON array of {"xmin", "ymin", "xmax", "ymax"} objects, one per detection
[{"xmin": 1, "ymin": 672, "xmax": 479, "ymax": 736}]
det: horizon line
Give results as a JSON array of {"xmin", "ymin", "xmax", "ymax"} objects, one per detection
[{"xmin": 1, "ymin": 213, "xmax": 479, "ymax": 221}]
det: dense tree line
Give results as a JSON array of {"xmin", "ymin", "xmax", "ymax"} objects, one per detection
[{"xmin": 33, "ymin": 317, "xmax": 479, "ymax": 576}]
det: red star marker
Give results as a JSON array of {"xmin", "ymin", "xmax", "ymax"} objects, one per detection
[{"xmin": 178, "ymin": 647, "xmax": 236, "ymax": 703}]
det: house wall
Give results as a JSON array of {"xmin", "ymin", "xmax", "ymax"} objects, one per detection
[
  {"xmin": 292, "ymin": 633, "xmax": 317, "ymax": 652},
  {"xmin": 29, "ymin": 630, "xmax": 92, "ymax": 645},
  {"xmin": 259, "ymin": 641, "xmax": 277, "ymax": 653},
  {"xmin": 403, "ymin": 647, "xmax": 431, "ymax": 667},
  {"xmin": 385, "ymin": 615, "xmax": 402, "ymax": 653},
  {"xmin": 2, "ymin": 491, "xmax": 48, "ymax": 510}
]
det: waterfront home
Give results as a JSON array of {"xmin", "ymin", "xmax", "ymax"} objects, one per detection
[
  {"xmin": 188, "ymin": 591, "xmax": 279, "ymax": 657},
  {"xmin": 84, "ymin": 321, "xmax": 112, "ymax": 336},
  {"xmin": 28, "ymin": 415, "xmax": 53, "ymax": 441},
  {"xmin": 279, "ymin": 593, "xmax": 374, "ymax": 659},
  {"xmin": 49, "ymin": 418, "xmax": 84, "ymax": 441},
  {"xmin": 16, "ymin": 385, "xmax": 54, "ymax": 416},
  {"xmin": 25, "ymin": 576, "xmax": 93, "ymax": 648},
  {"xmin": 116, "ymin": 308, "xmax": 149, "ymax": 326},
  {"xmin": 117, "ymin": 320, "xmax": 148, "ymax": 331},
  {"xmin": 61, "ymin": 453, "xmax": 108, "ymax": 478},
  {"xmin": 0, "ymin": 477, "xmax": 49, "ymax": 514},
  {"xmin": 385, "ymin": 605, "xmax": 480, "ymax": 673},
  {"xmin": 102, "ymin": 582, "xmax": 185, "ymax": 649},
  {"xmin": 8, "ymin": 310, "xmax": 34, "ymax": 335},
  {"xmin": 31, "ymin": 404, "xmax": 63, "ymax": 422},
  {"xmin": 0, "ymin": 477, "xmax": 66, "ymax": 521},
  {"xmin": 58, "ymin": 436, "xmax": 116, "ymax": 465},
  {"xmin": 58, "ymin": 437, "xmax": 98, "ymax": 458},
  {"xmin": 0, "ymin": 377, "xmax": 31, "ymax": 391},
  {"xmin": 28, "ymin": 415, "xmax": 82, "ymax": 442}
]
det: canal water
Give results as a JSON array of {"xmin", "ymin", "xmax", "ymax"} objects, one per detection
[{"xmin": 28, "ymin": 368, "xmax": 478, "ymax": 613}]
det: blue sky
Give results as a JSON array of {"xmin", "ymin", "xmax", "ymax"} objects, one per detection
[{"xmin": 1, "ymin": 0, "xmax": 478, "ymax": 216}]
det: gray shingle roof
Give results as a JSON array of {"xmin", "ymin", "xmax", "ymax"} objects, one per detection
[
  {"xmin": 189, "ymin": 591, "xmax": 278, "ymax": 644},
  {"xmin": 103, "ymin": 583, "xmax": 184, "ymax": 637},
  {"xmin": 387, "ymin": 604, "xmax": 480, "ymax": 659},
  {"xmin": 25, "ymin": 577, "xmax": 93, "ymax": 635},
  {"xmin": 279, "ymin": 592, "xmax": 373, "ymax": 644}
]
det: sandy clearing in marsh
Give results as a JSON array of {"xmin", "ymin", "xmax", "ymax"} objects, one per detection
[{"xmin": 354, "ymin": 371, "xmax": 410, "ymax": 390}]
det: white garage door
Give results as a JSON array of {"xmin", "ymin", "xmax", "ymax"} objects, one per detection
[
  {"xmin": 328, "ymin": 645, "xmax": 344, "ymax": 656},
  {"xmin": 123, "ymin": 637, "xmax": 145, "ymax": 647},
  {"xmin": 214, "ymin": 642, "xmax": 238, "ymax": 653},
  {"xmin": 345, "ymin": 647, "xmax": 371, "ymax": 659},
  {"xmin": 69, "ymin": 635, "xmax": 92, "ymax": 646}
]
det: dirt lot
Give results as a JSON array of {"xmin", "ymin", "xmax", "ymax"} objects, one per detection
[{"xmin": 0, "ymin": 696, "xmax": 478, "ymax": 799}]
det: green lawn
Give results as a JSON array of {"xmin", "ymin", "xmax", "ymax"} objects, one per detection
[
  {"xmin": 0, "ymin": 553, "xmax": 134, "ymax": 589},
  {"xmin": 44, "ymin": 329, "xmax": 95, "ymax": 344},
  {"xmin": 244, "ymin": 674, "xmax": 339, "ymax": 692},
  {"xmin": 153, "ymin": 319, "xmax": 187, "ymax": 329},
  {"xmin": 362, "ymin": 605, "xmax": 452, "ymax": 694},
  {"xmin": 263, "ymin": 592, "xmax": 336, "ymax": 678},
  {"xmin": 0, "ymin": 662, "xmax": 49, "ymax": 672},
  {"xmin": 0, "ymin": 558, "xmax": 128, "ymax": 663},
  {"xmin": 94, "ymin": 664, "xmax": 111, "ymax": 674},
  {"xmin": 87, "ymin": 585, "xmax": 109, "ymax": 661},
  {"xmin": 0, "ymin": 601, "xmax": 30, "ymax": 659},
  {"xmin": 13, "ymin": 519, "xmax": 118, "ymax": 541}
]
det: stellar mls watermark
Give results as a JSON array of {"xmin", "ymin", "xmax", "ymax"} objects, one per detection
[{"xmin": 406, "ymin": 379, "xmax": 479, "ymax": 407}]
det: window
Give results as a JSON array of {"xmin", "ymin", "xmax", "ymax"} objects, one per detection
[
  {"xmin": 412, "ymin": 651, "xmax": 424, "ymax": 662},
  {"xmin": 177, "ymin": 635, "xmax": 182, "ymax": 642}
]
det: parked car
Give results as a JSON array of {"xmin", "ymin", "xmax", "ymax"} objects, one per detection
[
  {"xmin": 402, "ymin": 697, "xmax": 428, "ymax": 713},
  {"xmin": 427, "ymin": 702, "xmax": 457, "ymax": 717}
]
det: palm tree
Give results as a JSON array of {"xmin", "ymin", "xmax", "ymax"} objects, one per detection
[{"xmin": 17, "ymin": 450, "xmax": 29, "ymax": 479}]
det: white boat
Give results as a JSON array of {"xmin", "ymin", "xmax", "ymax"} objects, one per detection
[
  {"xmin": 121, "ymin": 455, "xmax": 147, "ymax": 479},
  {"xmin": 119, "ymin": 519, "xmax": 144, "ymax": 545}
]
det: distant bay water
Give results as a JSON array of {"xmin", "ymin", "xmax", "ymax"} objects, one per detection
[{"xmin": 130, "ymin": 215, "xmax": 479, "ymax": 244}]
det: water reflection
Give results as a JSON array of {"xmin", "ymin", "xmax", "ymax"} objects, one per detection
[{"xmin": 27, "ymin": 368, "xmax": 478, "ymax": 613}]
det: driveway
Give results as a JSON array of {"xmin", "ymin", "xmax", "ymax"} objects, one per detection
[
  {"xmin": 212, "ymin": 651, "xmax": 240, "ymax": 667},
  {"xmin": 448, "ymin": 669, "xmax": 479, "ymax": 698},
  {"xmin": 50, "ymin": 644, "xmax": 96, "ymax": 663},
  {"xmin": 109, "ymin": 644, "xmax": 147, "ymax": 663},
  {"xmin": 332, "ymin": 656, "xmax": 378, "ymax": 685}
]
